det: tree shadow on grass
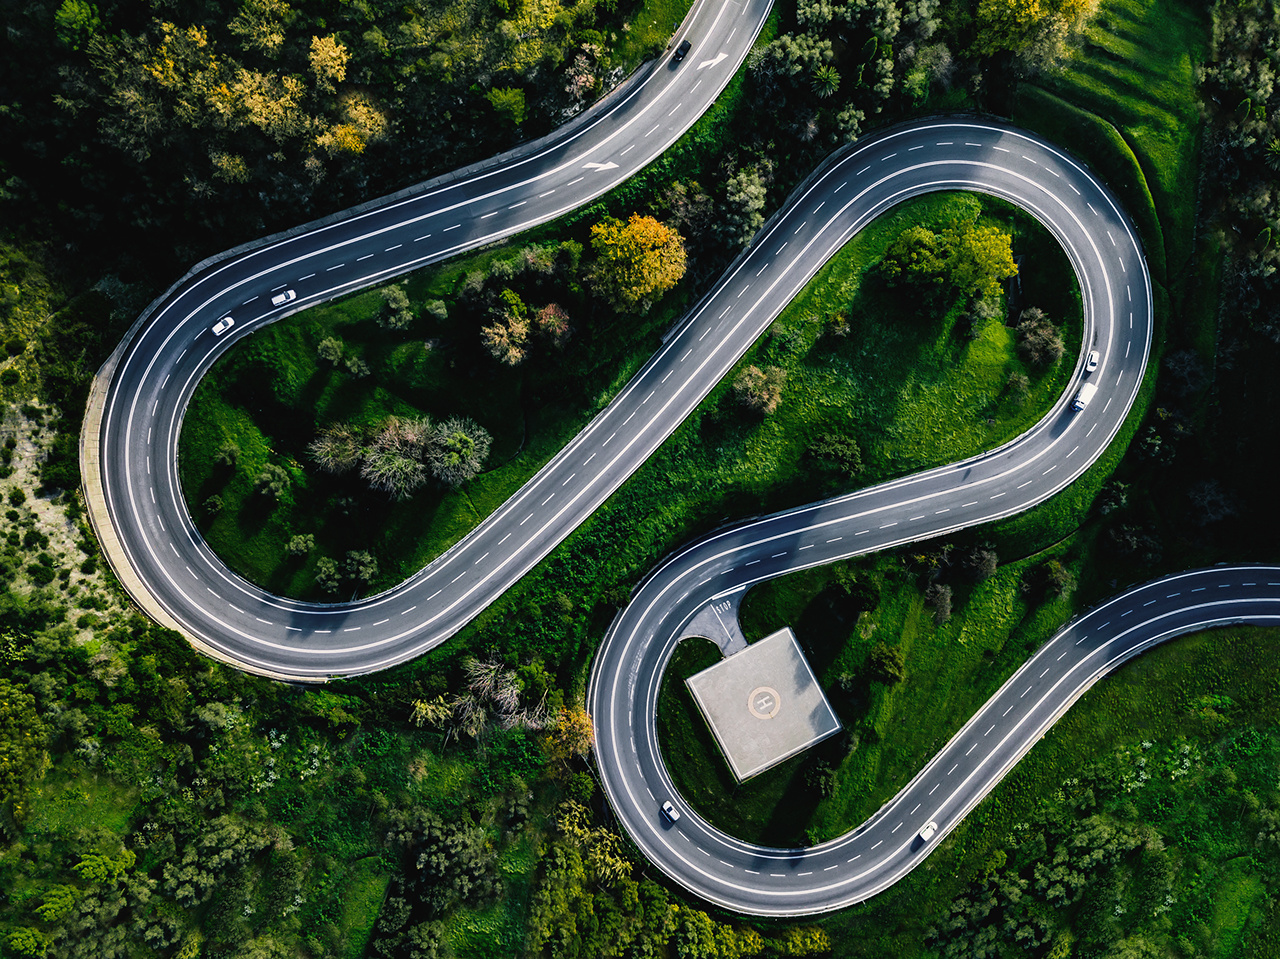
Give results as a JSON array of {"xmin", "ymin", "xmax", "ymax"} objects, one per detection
[{"xmin": 757, "ymin": 733, "xmax": 852, "ymax": 847}]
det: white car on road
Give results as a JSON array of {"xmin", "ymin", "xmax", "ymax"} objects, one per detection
[
  {"xmin": 919, "ymin": 820, "xmax": 938, "ymax": 842},
  {"xmin": 271, "ymin": 289, "xmax": 297, "ymax": 307},
  {"xmin": 1085, "ymin": 350, "xmax": 1100, "ymax": 373},
  {"xmin": 661, "ymin": 801, "xmax": 681, "ymax": 823},
  {"xmin": 211, "ymin": 316, "xmax": 235, "ymax": 336}
]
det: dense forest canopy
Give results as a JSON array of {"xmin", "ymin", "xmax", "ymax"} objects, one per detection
[{"xmin": 0, "ymin": 0, "xmax": 651, "ymax": 280}]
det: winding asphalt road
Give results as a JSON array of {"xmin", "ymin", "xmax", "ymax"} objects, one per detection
[
  {"xmin": 84, "ymin": 6, "xmax": 1273, "ymax": 915},
  {"xmin": 94, "ymin": 115, "xmax": 1150, "ymax": 679}
]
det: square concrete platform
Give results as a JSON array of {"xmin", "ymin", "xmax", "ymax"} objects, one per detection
[{"xmin": 685, "ymin": 626, "xmax": 842, "ymax": 781}]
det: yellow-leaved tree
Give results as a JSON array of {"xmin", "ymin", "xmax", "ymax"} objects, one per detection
[
  {"xmin": 975, "ymin": 0, "xmax": 1099, "ymax": 62},
  {"xmin": 588, "ymin": 214, "xmax": 687, "ymax": 314}
]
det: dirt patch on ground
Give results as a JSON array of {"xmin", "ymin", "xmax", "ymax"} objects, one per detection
[{"xmin": 1, "ymin": 402, "xmax": 127, "ymax": 637}]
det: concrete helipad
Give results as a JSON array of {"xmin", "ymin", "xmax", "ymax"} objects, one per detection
[{"xmin": 685, "ymin": 627, "xmax": 842, "ymax": 781}]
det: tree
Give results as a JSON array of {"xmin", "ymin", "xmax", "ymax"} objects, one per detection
[
  {"xmin": 74, "ymin": 848, "xmax": 136, "ymax": 884},
  {"xmin": 5, "ymin": 928, "xmax": 48, "ymax": 958},
  {"xmin": 309, "ymin": 35, "xmax": 349, "ymax": 91},
  {"xmin": 733, "ymin": 364, "xmax": 787, "ymax": 414},
  {"xmin": 1016, "ymin": 307, "xmax": 1065, "ymax": 366},
  {"xmin": 380, "ymin": 285, "xmax": 414, "ymax": 330},
  {"xmin": 315, "ymin": 557, "xmax": 342, "ymax": 593},
  {"xmin": 545, "ymin": 708, "xmax": 594, "ymax": 767},
  {"xmin": 429, "ymin": 418, "xmax": 491, "ymax": 487},
  {"xmin": 718, "ymin": 165, "xmax": 769, "ymax": 248},
  {"xmin": 344, "ymin": 352, "xmax": 371, "ymax": 377},
  {"xmin": 362, "ymin": 417, "xmax": 432, "ymax": 499},
  {"xmin": 660, "ymin": 180, "xmax": 716, "ymax": 246},
  {"xmin": 229, "ymin": 0, "xmax": 291, "ymax": 55},
  {"xmin": 0, "ymin": 679, "xmax": 47, "ymax": 825},
  {"xmin": 882, "ymin": 218, "xmax": 1017, "ymax": 300},
  {"xmin": 411, "ymin": 696, "xmax": 452, "ymax": 728},
  {"xmin": 54, "ymin": 0, "xmax": 101, "ymax": 50},
  {"xmin": 975, "ymin": 0, "xmax": 1098, "ymax": 63},
  {"xmin": 835, "ymin": 104, "xmax": 866, "ymax": 143},
  {"xmin": 254, "ymin": 464, "xmax": 290, "ymax": 500},
  {"xmin": 975, "ymin": 0, "xmax": 1045, "ymax": 54},
  {"xmin": 588, "ymin": 215, "xmax": 687, "ymax": 313},
  {"xmin": 286, "ymin": 534, "xmax": 315, "ymax": 556},
  {"xmin": 779, "ymin": 927, "xmax": 832, "ymax": 955},
  {"xmin": 809, "ymin": 432, "xmax": 863, "ymax": 478},
  {"xmin": 344, "ymin": 551, "xmax": 378, "ymax": 584},
  {"xmin": 480, "ymin": 289, "xmax": 529, "ymax": 366},
  {"xmin": 946, "ymin": 221, "xmax": 1018, "ymax": 298},
  {"xmin": 485, "ymin": 87, "xmax": 526, "ymax": 126},
  {"xmin": 533, "ymin": 303, "xmax": 572, "ymax": 348},
  {"xmin": 366, "ymin": 448, "xmax": 430, "ymax": 496},
  {"xmin": 881, "ymin": 225, "xmax": 947, "ymax": 289},
  {"xmin": 1038, "ymin": 559, "xmax": 1076, "ymax": 597},
  {"xmin": 214, "ymin": 441, "xmax": 238, "ymax": 468},
  {"xmin": 811, "ymin": 64, "xmax": 841, "ymax": 98},
  {"xmin": 317, "ymin": 336, "xmax": 344, "ymax": 365},
  {"xmin": 868, "ymin": 641, "xmax": 906, "ymax": 684},
  {"xmin": 961, "ymin": 545, "xmax": 998, "ymax": 582}
]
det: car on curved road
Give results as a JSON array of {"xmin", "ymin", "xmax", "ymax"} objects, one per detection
[
  {"xmin": 661, "ymin": 801, "xmax": 681, "ymax": 823},
  {"xmin": 919, "ymin": 820, "xmax": 938, "ymax": 842},
  {"xmin": 673, "ymin": 40, "xmax": 692, "ymax": 62},
  {"xmin": 211, "ymin": 316, "xmax": 235, "ymax": 336},
  {"xmin": 1085, "ymin": 349, "xmax": 1100, "ymax": 373},
  {"xmin": 271, "ymin": 289, "xmax": 297, "ymax": 307}
]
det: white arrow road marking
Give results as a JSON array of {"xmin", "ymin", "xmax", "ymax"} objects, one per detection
[
  {"xmin": 583, "ymin": 161, "xmax": 620, "ymax": 171},
  {"xmin": 697, "ymin": 52, "xmax": 729, "ymax": 70}
]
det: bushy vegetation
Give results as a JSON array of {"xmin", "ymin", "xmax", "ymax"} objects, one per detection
[{"xmin": 177, "ymin": 210, "xmax": 691, "ymax": 598}]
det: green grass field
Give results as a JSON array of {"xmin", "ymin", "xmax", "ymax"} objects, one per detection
[
  {"xmin": 179, "ymin": 239, "xmax": 693, "ymax": 599},
  {"xmin": 611, "ymin": 0, "xmax": 697, "ymax": 66},
  {"xmin": 659, "ymin": 547, "xmax": 1081, "ymax": 845},
  {"xmin": 1048, "ymin": 0, "xmax": 1206, "ymax": 277}
]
